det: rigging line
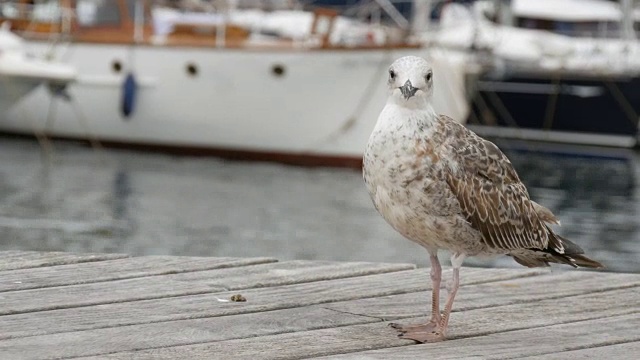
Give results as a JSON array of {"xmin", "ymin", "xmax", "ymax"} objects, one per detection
[
  {"xmin": 542, "ymin": 72, "xmax": 561, "ymax": 131},
  {"xmin": 43, "ymin": 92, "xmax": 58, "ymax": 133},
  {"xmin": 0, "ymin": 81, "xmax": 56, "ymax": 215},
  {"xmin": 466, "ymin": 78, "xmax": 483, "ymax": 126},
  {"xmin": 4, "ymin": 5, "xmax": 75, "ymax": 158},
  {"xmin": 473, "ymin": 91, "xmax": 497, "ymax": 126},
  {"xmin": 44, "ymin": 5, "xmax": 73, "ymax": 61},
  {"xmin": 66, "ymin": 90, "xmax": 108, "ymax": 165},
  {"xmin": 604, "ymin": 80, "xmax": 640, "ymax": 128},
  {"xmin": 0, "ymin": 72, "xmax": 55, "ymax": 158},
  {"xmin": 301, "ymin": 46, "xmax": 394, "ymax": 153},
  {"xmin": 481, "ymin": 85, "xmax": 540, "ymax": 153},
  {"xmin": 349, "ymin": 49, "xmax": 395, "ymax": 124},
  {"xmin": 464, "ymin": 60, "xmax": 494, "ymax": 126},
  {"xmin": 484, "ymin": 89, "xmax": 520, "ymax": 129},
  {"xmin": 471, "ymin": 89, "xmax": 539, "ymax": 153}
]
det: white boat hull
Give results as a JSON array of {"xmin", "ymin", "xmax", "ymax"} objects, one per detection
[
  {"xmin": 1, "ymin": 42, "xmax": 469, "ymax": 161},
  {"xmin": 0, "ymin": 26, "xmax": 76, "ymax": 113},
  {"xmin": 0, "ymin": 76, "xmax": 40, "ymax": 111}
]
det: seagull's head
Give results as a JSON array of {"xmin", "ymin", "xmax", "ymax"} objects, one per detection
[{"xmin": 387, "ymin": 56, "xmax": 433, "ymax": 106}]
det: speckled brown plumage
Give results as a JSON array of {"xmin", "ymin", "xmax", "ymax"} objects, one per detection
[{"xmin": 440, "ymin": 114, "xmax": 602, "ymax": 268}]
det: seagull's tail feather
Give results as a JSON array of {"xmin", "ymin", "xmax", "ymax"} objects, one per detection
[
  {"xmin": 569, "ymin": 253, "xmax": 606, "ymax": 269},
  {"xmin": 551, "ymin": 232, "xmax": 605, "ymax": 269},
  {"xmin": 510, "ymin": 231, "xmax": 604, "ymax": 269}
]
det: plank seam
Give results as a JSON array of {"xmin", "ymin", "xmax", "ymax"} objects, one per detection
[
  {"xmin": 0, "ymin": 258, "xmax": 279, "ymax": 293},
  {"xmin": 0, "ymin": 254, "xmax": 131, "ymax": 272},
  {"xmin": 501, "ymin": 338, "xmax": 640, "ymax": 360},
  {"xmin": 453, "ymin": 309, "xmax": 640, "ymax": 342},
  {"xmin": 373, "ymin": 283, "xmax": 640, "ymax": 323},
  {"xmin": 218, "ymin": 266, "xmax": 418, "ymax": 291},
  {"xmin": 321, "ymin": 307, "xmax": 388, "ymax": 322},
  {"xmin": 0, "ymin": 289, "xmax": 219, "ymax": 317}
]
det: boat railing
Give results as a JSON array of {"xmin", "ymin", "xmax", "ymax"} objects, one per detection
[
  {"xmin": 149, "ymin": 0, "xmax": 419, "ymax": 49},
  {"xmin": 0, "ymin": 2, "xmax": 74, "ymax": 40},
  {"xmin": 0, "ymin": 0, "xmax": 423, "ymax": 49}
]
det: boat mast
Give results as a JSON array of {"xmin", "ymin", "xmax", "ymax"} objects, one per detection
[
  {"xmin": 498, "ymin": 0, "xmax": 513, "ymax": 26},
  {"xmin": 371, "ymin": 0, "xmax": 409, "ymax": 30},
  {"xmin": 216, "ymin": 0, "xmax": 230, "ymax": 48},
  {"xmin": 411, "ymin": 0, "xmax": 432, "ymax": 34},
  {"xmin": 620, "ymin": 0, "xmax": 636, "ymax": 40},
  {"xmin": 133, "ymin": 0, "xmax": 144, "ymax": 43}
]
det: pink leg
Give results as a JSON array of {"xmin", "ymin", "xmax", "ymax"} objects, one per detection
[
  {"xmin": 389, "ymin": 251, "xmax": 442, "ymax": 334},
  {"xmin": 428, "ymin": 252, "xmax": 442, "ymax": 324},
  {"xmin": 437, "ymin": 265, "xmax": 460, "ymax": 334},
  {"xmin": 396, "ymin": 253, "xmax": 465, "ymax": 343}
]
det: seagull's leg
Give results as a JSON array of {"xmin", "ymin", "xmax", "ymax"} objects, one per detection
[
  {"xmin": 428, "ymin": 251, "xmax": 442, "ymax": 325},
  {"xmin": 398, "ymin": 253, "xmax": 465, "ymax": 343},
  {"xmin": 389, "ymin": 250, "xmax": 442, "ymax": 333},
  {"xmin": 437, "ymin": 253, "xmax": 465, "ymax": 336}
]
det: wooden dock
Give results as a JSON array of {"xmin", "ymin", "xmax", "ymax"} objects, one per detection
[{"xmin": 0, "ymin": 250, "xmax": 639, "ymax": 359}]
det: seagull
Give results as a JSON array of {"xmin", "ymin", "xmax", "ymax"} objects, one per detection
[{"xmin": 363, "ymin": 56, "xmax": 603, "ymax": 343}]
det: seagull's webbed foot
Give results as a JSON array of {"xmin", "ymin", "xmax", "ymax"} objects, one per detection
[
  {"xmin": 397, "ymin": 328, "xmax": 446, "ymax": 343},
  {"xmin": 389, "ymin": 318, "xmax": 445, "ymax": 343},
  {"xmin": 388, "ymin": 318, "xmax": 439, "ymax": 334}
]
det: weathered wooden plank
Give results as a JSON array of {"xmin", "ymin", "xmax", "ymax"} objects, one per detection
[
  {"xmin": 443, "ymin": 285, "xmax": 640, "ymax": 339},
  {"xmin": 167, "ymin": 259, "xmax": 417, "ymax": 290},
  {"xmin": 518, "ymin": 342, "xmax": 640, "ymax": 359},
  {"xmin": 0, "ymin": 277, "xmax": 226, "ymax": 316},
  {"xmin": 0, "ymin": 260, "xmax": 415, "ymax": 315},
  {"xmin": 316, "ymin": 313, "xmax": 640, "ymax": 359},
  {"xmin": 323, "ymin": 270, "xmax": 640, "ymax": 319},
  {"xmin": 73, "ymin": 307, "xmax": 640, "ymax": 359},
  {"xmin": 0, "ymin": 255, "xmax": 278, "ymax": 292},
  {"xmin": 315, "ymin": 285, "xmax": 640, "ymax": 359},
  {"xmin": 2, "ymin": 279, "xmax": 639, "ymax": 359},
  {"xmin": 0, "ymin": 307, "xmax": 374, "ymax": 360},
  {"xmin": 0, "ymin": 267, "xmax": 543, "ymax": 339},
  {"xmin": 0, "ymin": 251, "xmax": 128, "ymax": 271}
]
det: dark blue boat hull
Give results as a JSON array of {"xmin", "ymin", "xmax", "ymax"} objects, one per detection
[{"xmin": 467, "ymin": 73, "xmax": 640, "ymax": 146}]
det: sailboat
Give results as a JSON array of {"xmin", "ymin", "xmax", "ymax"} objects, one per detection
[
  {"xmin": 0, "ymin": 0, "xmax": 470, "ymax": 167},
  {"xmin": 427, "ymin": 0, "xmax": 640, "ymax": 148}
]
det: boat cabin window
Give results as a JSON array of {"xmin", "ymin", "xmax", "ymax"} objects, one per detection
[{"xmin": 76, "ymin": 0, "xmax": 121, "ymax": 27}]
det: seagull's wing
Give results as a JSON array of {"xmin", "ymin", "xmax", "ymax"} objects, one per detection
[{"xmin": 440, "ymin": 116, "xmax": 561, "ymax": 252}]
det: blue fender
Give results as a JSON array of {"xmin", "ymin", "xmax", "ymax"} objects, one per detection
[{"xmin": 121, "ymin": 73, "xmax": 137, "ymax": 118}]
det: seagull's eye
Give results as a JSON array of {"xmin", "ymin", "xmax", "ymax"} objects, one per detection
[
  {"xmin": 425, "ymin": 72, "xmax": 432, "ymax": 82},
  {"xmin": 389, "ymin": 70, "xmax": 395, "ymax": 80}
]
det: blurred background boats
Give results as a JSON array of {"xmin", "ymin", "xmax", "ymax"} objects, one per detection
[
  {"xmin": 426, "ymin": 0, "xmax": 640, "ymax": 147},
  {"xmin": 0, "ymin": 0, "xmax": 639, "ymax": 272},
  {"xmin": 0, "ymin": 0, "xmax": 470, "ymax": 167},
  {"xmin": 1, "ymin": 0, "xmax": 638, "ymax": 163}
]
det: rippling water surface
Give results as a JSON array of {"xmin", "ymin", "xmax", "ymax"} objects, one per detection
[{"xmin": 0, "ymin": 136, "xmax": 638, "ymax": 272}]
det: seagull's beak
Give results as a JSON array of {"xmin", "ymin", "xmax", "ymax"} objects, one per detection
[{"xmin": 399, "ymin": 80, "xmax": 418, "ymax": 100}]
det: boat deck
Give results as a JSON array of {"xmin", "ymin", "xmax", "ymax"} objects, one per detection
[{"xmin": 0, "ymin": 250, "xmax": 638, "ymax": 359}]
